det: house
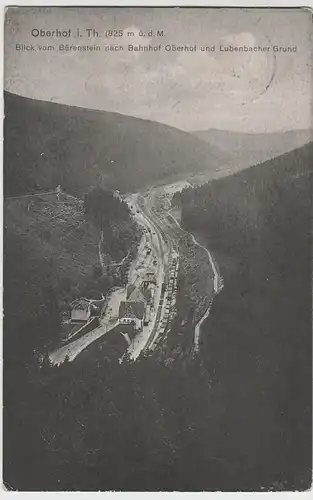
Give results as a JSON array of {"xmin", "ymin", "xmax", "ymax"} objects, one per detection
[
  {"xmin": 143, "ymin": 270, "xmax": 157, "ymax": 286},
  {"xmin": 126, "ymin": 284, "xmax": 145, "ymax": 303},
  {"xmin": 70, "ymin": 298, "xmax": 91, "ymax": 323},
  {"xmin": 118, "ymin": 301, "xmax": 145, "ymax": 330}
]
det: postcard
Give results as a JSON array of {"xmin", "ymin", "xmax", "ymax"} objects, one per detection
[{"xmin": 3, "ymin": 6, "xmax": 312, "ymax": 491}]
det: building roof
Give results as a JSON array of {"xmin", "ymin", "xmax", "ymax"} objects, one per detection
[
  {"xmin": 118, "ymin": 301, "xmax": 145, "ymax": 320},
  {"xmin": 71, "ymin": 298, "xmax": 90, "ymax": 311},
  {"xmin": 127, "ymin": 285, "xmax": 149, "ymax": 304}
]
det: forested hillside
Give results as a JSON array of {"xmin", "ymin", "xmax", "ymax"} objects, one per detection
[
  {"xmin": 4, "ymin": 189, "xmax": 139, "ymax": 354},
  {"xmin": 4, "ymin": 92, "xmax": 227, "ymax": 197},
  {"xmin": 174, "ymin": 143, "xmax": 313, "ymax": 488}
]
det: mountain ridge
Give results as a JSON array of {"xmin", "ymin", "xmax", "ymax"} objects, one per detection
[
  {"xmin": 4, "ymin": 91, "xmax": 228, "ymax": 197},
  {"xmin": 192, "ymin": 127, "xmax": 311, "ymax": 169}
]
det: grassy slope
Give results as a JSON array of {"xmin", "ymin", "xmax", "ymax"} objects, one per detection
[{"xmin": 4, "ymin": 92, "xmax": 227, "ymax": 197}]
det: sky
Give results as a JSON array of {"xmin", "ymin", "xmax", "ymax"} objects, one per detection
[{"xmin": 4, "ymin": 7, "xmax": 313, "ymax": 132}]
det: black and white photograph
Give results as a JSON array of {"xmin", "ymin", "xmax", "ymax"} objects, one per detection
[{"xmin": 3, "ymin": 6, "xmax": 313, "ymax": 491}]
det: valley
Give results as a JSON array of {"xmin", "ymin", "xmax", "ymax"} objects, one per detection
[
  {"xmin": 49, "ymin": 176, "xmax": 221, "ymax": 364},
  {"xmin": 3, "ymin": 91, "xmax": 312, "ymax": 492}
]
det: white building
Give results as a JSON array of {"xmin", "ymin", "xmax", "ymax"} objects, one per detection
[
  {"xmin": 118, "ymin": 301, "xmax": 145, "ymax": 330},
  {"xmin": 70, "ymin": 298, "xmax": 91, "ymax": 323}
]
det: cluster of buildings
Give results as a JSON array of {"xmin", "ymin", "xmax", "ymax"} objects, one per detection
[
  {"xmin": 68, "ymin": 268, "xmax": 158, "ymax": 342},
  {"xmin": 118, "ymin": 269, "xmax": 156, "ymax": 332}
]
